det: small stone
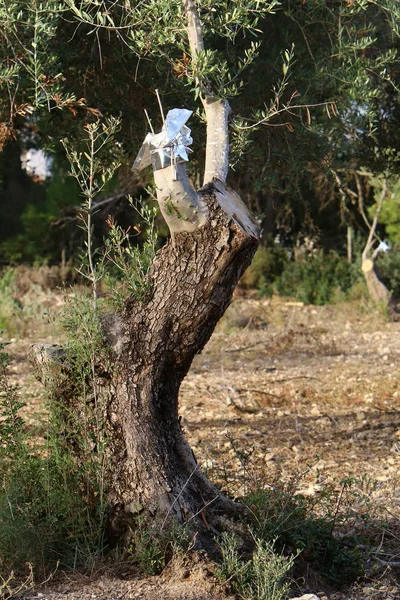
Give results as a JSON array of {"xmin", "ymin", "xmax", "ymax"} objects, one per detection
[
  {"xmin": 290, "ymin": 594, "xmax": 320, "ymax": 600},
  {"xmin": 264, "ymin": 452, "xmax": 275, "ymax": 462}
]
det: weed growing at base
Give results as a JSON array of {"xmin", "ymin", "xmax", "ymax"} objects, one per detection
[
  {"xmin": 241, "ymin": 481, "xmax": 366, "ymax": 588},
  {"xmin": 217, "ymin": 533, "xmax": 294, "ymax": 600},
  {"xmin": 0, "ymin": 334, "xmax": 107, "ymax": 580},
  {"xmin": 128, "ymin": 515, "xmax": 192, "ymax": 576}
]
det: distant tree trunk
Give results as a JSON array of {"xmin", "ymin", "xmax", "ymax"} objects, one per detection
[
  {"xmin": 359, "ymin": 177, "xmax": 393, "ymax": 309},
  {"xmin": 333, "ymin": 169, "xmax": 393, "ymax": 310},
  {"xmin": 361, "ymin": 258, "xmax": 391, "ymax": 306}
]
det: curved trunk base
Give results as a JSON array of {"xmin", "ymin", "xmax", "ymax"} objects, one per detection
[
  {"xmin": 106, "ymin": 421, "xmax": 245, "ymax": 550},
  {"xmin": 361, "ymin": 258, "xmax": 391, "ymax": 306}
]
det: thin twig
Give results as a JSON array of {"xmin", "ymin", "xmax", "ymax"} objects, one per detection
[
  {"xmin": 362, "ymin": 178, "xmax": 387, "ymax": 261},
  {"xmin": 224, "ymin": 340, "xmax": 266, "ymax": 353},
  {"xmin": 271, "ymin": 375, "xmax": 320, "ymax": 383},
  {"xmin": 144, "ymin": 108, "xmax": 155, "ymax": 134},
  {"xmin": 155, "ymin": 89, "xmax": 165, "ymax": 125}
]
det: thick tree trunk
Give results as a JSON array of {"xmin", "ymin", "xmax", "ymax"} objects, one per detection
[{"xmin": 100, "ymin": 181, "xmax": 259, "ymax": 543}]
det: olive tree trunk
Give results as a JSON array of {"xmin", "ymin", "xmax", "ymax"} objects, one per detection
[
  {"xmin": 360, "ymin": 178, "xmax": 393, "ymax": 310},
  {"xmin": 101, "ymin": 181, "xmax": 258, "ymax": 541}
]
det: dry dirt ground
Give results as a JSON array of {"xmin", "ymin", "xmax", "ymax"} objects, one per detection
[{"xmin": 3, "ymin": 294, "xmax": 400, "ymax": 600}]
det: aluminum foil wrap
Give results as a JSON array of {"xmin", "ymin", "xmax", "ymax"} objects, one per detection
[
  {"xmin": 132, "ymin": 108, "xmax": 193, "ymax": 174},
  {"xmin": 376, "ymin": 240, "xmax": 390, "ymax": 253}
]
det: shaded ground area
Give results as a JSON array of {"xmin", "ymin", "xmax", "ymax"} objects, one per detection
[{"xmin": 3, "ymin": 296, "xmax": 400, "ymax": 599}]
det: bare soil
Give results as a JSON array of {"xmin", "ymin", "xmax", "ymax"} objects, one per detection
[{"xmin": 3, "ymin": 295, "xmax": 400, "ymax": 600}]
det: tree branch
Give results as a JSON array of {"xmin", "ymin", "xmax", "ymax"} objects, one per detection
[
  {"xmin": 182, "ymin": 0, "xmax": 230, "ymax": 185},
  {"xmin": 183, "ymin": 0, "xmax": 204, "ymax": 55},
  {"xmin": 153, "ymin": 162, "xmax": 208, "ymax": 233},
  {"xmin": 362, "ymin": 178, "xmax": 387, "ymax": 261}
]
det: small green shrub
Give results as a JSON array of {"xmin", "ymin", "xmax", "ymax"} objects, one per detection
[
  {"xmin": 217, "ymin": 532, "xmax": 293, "ymax": 600},
  {"xmin": 103, "ymin": 196, "xmax": 158, "ymax": 307},
  {"xmin": 0, "ymin": 452, "xmax": 106, "ymax": 573},
  {"xmin": 240, "ymin": 243, "xmax": 288, "ymax": 294},
  {"xmin": 242, "ymin": 245, "xmax": 362, "ymax": 305},
  {"xmin": 243, "ymin": 484, "xmax": 365, "ymax": 587},
  {"xmin": 128, "ymin": 516, "xmax": 191, "ymax": 575},
  {"xmin": 0, "ymin": 340, "xmax": 25, "ymax": 461},
  {"xmin": 0, "ymin": 338, "xmax": 107, "ymax": 579}
]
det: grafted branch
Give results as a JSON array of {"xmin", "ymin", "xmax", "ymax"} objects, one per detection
[
  {"xmin": 183, "ymin": 0, "xmax": 230, "ymax": 185},
  {"xmin": 153, "ymin": 163, "xmax": 208, "ymax": 233}
]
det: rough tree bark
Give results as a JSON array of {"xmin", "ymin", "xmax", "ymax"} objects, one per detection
[{"xmin": 102, "ymin": 180, "xmax": 259, "ymax": 542}]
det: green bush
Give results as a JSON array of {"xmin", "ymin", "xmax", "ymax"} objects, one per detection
[
  {"xmin": 0, "ymin": 453, "xmax": 106, "ymax": 573},
  {"xmin": 0, "ymin": 340, "xmax": 107, "ymax": 578},
  {"xmin": 217, "ymin": 532, "xmax": 293, "ymax": 600},
  {"xmin": 240, "ymin": 243, "xmax": 288, "ymax": 295},
  {"xmin": 243, "ymin": 486, "xmax": 364, "ymax": 587},
  {"xmin": 128, "ymin": 516, "xmax": 191, "ymax": 575},
  {"xmin": 273, "ymin": 251, "xmax": 360, "ymax": 305},
  {"xmin": 243, "ymin": 244, "xmax": 362, "ymax": 305}
]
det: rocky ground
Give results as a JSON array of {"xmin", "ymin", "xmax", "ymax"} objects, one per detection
[{"xmin": 2, "ymin": 294, "xmax": 400, "ymax": 600}]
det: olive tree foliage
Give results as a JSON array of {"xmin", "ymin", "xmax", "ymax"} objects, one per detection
[
  {"xmin": 0, "ymin": 0, "xmax": 280, "ymax": 134},
  {"xmin": 0, "ymin": 2, "xmax": 70, "ymax": 132},
  {"xmin": 1, "ymin": 0, "xmax": 400, "ymax": 256},
  {"xmin": 240, "ymin": 1, "xmax": 400, "ymax": 237},
  {"xmin": 0, "ymin": 0, "xmax": 289, "ymax": 260},
  {"xmin": 64, "ymin": 0, "xmax": 279, "ymax": 95}
]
